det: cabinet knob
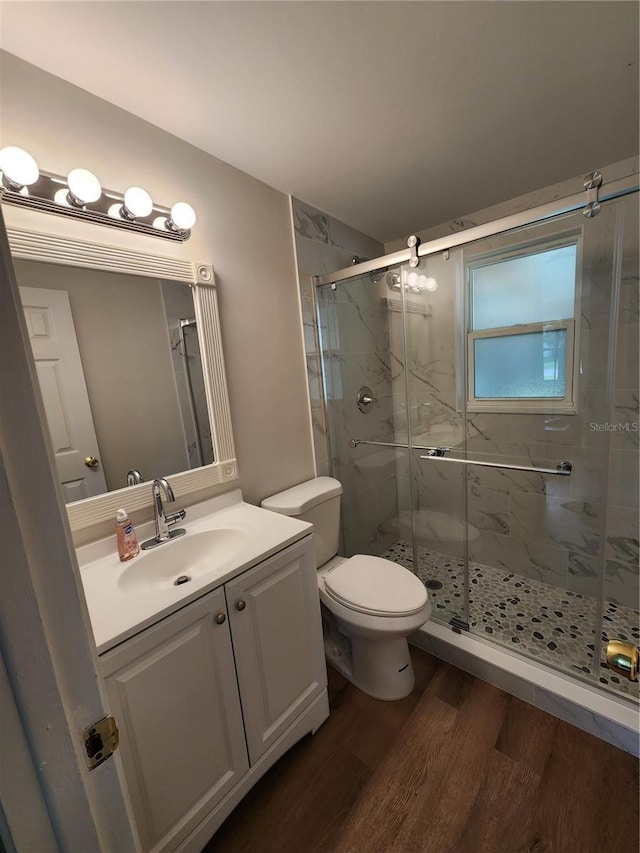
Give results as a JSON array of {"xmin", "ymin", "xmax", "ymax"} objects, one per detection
[
  {"xmin": 215, "ymin": 612, "xmax": 226, "ymax": 624},
  {"xmin": 236, "ymin": 600, "xmax": 246, "ymax": 612}
]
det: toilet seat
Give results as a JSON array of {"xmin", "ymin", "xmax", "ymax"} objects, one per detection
[{"xmin": 323, "ymin": 555, "xmax": 428, "ymax": 617}]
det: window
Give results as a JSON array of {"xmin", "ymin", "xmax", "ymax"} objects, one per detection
[{"xmin": 467, "ymin": 239, "xmax": 578, "ymax": 413}]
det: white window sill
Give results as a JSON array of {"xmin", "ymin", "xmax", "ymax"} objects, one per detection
[{"xmin": 467, "ymin": 402, "xmax": 577, "ymax": 415}]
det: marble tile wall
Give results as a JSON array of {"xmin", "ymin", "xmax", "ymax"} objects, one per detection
[{"xmin": 291, "ymin": 198, "xmax": 395, "ymax": 555}]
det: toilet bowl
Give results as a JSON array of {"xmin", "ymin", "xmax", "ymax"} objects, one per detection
[{"xmin": 261, "ymin": 477, "xmax": 431, "ymax": 700}]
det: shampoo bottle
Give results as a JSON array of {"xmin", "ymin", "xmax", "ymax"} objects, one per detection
[{"xmin": 116, "ymin": 508, "xmax": 140, "ymax": 562}]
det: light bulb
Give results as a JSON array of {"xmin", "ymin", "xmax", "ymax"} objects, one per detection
[
  {"xmin": 0, "ymin": 146, "xmax": 39, "ymax": 188},
  {"xmin": 54, "ymin": 188, "xmax": 70, "ymax": 206},
  {"xmin": 169, "ymin": 201, "xmax": 196, "ymax": 231},
  {"xmin": 407, "ymin": 272, "xmax": 419, "ymax": 288},
  {"xmin": 424, "ymin": 277, "xmax": 438, "ymax": 292},
  {"xmin": 67, "ymin": 168, "xmax": 101, "ymax": 205},
  {"xmin": 123, "ymin": 186, "xmax": 153, "ymax": 219}
]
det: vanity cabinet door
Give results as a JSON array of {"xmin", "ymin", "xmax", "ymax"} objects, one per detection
[
  {"xmin": 101, "ymin": 589, "xmax": 249, "ymax": 853},
  {"xmin": 225, "ymin": 537, "xmax": 327, "ymax": 765}
]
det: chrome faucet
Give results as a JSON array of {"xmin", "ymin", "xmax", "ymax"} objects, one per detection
[
  {"xmin": 126, "ymin": 469, "xmax": 144, "ymax": 486},
  {"xmin": 141, "ymin": 477, "xmax": 187, "ymax": 550}
]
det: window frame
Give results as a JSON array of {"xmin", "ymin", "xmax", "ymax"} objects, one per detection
[{"xmin": 465, "ymin": 232, "xmax": 582, "ymax": 415}]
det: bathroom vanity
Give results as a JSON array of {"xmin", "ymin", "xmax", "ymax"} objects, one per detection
[{"xmin": 78, "ymin": 491, "xmax": 329, "ymax": 853}]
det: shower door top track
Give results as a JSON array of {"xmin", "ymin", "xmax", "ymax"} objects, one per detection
[{"xmin": 314, "ymin": 172, "xmax": 638, "ymax": 287}]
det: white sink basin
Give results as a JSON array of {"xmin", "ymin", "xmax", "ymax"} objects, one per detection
[
  {"xmin": 78, "ymin": 493, "xmax": 313, "ymax": 654},
  {"xmin": 118, "ymin": 529, "xmax": 246, "ymax": 593}
]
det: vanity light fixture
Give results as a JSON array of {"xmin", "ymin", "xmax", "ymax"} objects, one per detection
[{"xmin": 0, "ymin": 146, "xmax": 195, "ymax": 242}]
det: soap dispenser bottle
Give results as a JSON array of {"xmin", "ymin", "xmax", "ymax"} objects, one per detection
[{"xmin": 116, "ymin": 508, "xmax": 140, "ymax": 562}]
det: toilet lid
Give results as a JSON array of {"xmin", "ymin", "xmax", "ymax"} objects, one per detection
[{"xmin": 323, "ymin": 555, "xmax": 428, "ymax": 616}]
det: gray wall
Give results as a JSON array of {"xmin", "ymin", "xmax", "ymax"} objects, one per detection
[{"xmin": 1, "ymin": 51, "xmax": 314, "ymax": 510}]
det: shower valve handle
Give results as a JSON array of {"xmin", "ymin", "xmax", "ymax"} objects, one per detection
[{"xmin": 356, "ymin": 386, "xmax": 377, "ymax": 413}]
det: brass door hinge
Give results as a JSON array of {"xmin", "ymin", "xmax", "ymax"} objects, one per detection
[{"xmin": 83, "ymin": 715, "xmax": 119, "ymax": 770}]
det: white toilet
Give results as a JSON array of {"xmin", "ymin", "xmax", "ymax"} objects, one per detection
[{"xmin": 261, "ymin": 476, "xmax": 431, "ymax": 701}]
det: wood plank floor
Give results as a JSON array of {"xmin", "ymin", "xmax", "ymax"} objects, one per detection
[{"xmin": 205, "ymin": 648, "xmax": 639, "ymax": 853}]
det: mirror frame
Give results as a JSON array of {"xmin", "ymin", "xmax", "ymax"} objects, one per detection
[{"xmin": 7, "ymin": 226, "xmax": 238, "ymax": 533}]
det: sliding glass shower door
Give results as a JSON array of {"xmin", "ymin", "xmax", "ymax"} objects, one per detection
[
  {"xmin": 316, "ymin": 263, "xmax": 471, "ymax": 629},
  {"xmin": 316, "ymin": 270, "xmax": 413, "ymax": 561},
  {"xmin": 403, "ymin": 201, "xmax": 630, "ymax": 692}
]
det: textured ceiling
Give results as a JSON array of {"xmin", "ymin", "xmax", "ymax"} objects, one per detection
[{"xmin": 0, "ymin": 1, "xmax": 638, "ymax": 242}]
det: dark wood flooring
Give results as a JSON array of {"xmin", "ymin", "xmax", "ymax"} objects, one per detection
[{"xmin": 205, "ymin": 648, "xmax": 639, "ymax": 853}]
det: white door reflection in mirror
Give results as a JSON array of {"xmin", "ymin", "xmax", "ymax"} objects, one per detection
[{"xmin": 20, "ymin": 286, "xmax": 108, "ymax": 500}]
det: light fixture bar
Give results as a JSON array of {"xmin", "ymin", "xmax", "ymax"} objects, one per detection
[{"xmin": 0, "ymin": 165, "xmax": 194, "ymax": 242}]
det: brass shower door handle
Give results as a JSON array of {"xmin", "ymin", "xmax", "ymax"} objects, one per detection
[{"xmin": 606, "ymin": 640, "xmax": 639, "ymax": 681}]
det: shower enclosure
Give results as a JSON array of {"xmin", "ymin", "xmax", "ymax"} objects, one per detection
[{"xmin": 314, "ymin": 184, "xmax": 639, "ymax": 703}]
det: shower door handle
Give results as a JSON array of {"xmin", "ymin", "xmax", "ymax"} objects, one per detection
[{"xmin": 419, "ymin": 453, "xmax": 573, "ymax": 476}]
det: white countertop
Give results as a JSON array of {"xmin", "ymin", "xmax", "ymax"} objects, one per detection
[{"xmin": 77, "ymin": 489, "xmax": 312, "ymax": 654}]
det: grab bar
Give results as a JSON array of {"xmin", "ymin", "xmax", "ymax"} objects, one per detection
[
  {"xmin": 349, "ymin": 438, "xmax": 452, "ymax": 453},
  {"xmin": 420, "ymin": 449, "xmax": 572, "ymax": 477}
]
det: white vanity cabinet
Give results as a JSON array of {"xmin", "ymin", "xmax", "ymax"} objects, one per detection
[{"xmin": 101, "ymin": 536, "xmax": 328, "ymax": 853}]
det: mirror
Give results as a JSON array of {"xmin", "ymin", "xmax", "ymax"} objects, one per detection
[
  {"xmin": 16, "ymin": 260, "xmax": 214, "ymax": 503},
  {"xmin": 5, "ymin": 225, "xmax": 238, "ymax": 533}
]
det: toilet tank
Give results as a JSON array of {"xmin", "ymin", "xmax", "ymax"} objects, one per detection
[{"xmin": 261, "ymin": 477, "xmax": 343, "ymax": 567}]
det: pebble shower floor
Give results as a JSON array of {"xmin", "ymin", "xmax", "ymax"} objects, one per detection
[{"xmin": 382, "ymin": 541, "xmax": 639, "ymax": 701}]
